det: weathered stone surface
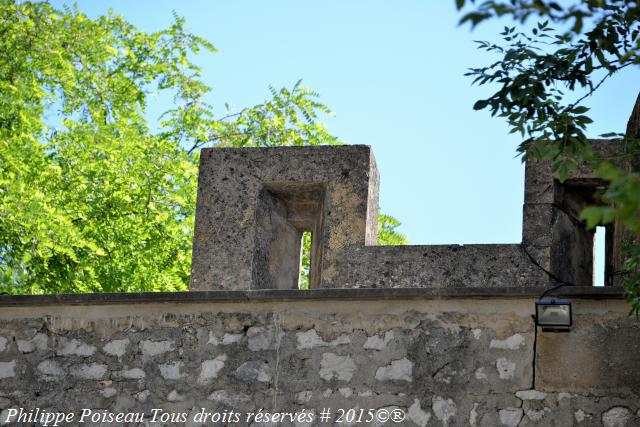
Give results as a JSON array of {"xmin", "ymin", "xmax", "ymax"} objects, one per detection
[
  {"xmin": 319, "ymin": 353, "xmax": 356, "ymax": 381},
  {"xmin": 536, "ymin": 306, "xmax": 640, "ymax": 394},
  {"xmin": 191, "ymin": 145, "xmax": 379, "ymax": 290},
  {"xmin": 496, "ymin": 357, "xmax": 516, "ymax": 380},
  {"xmin": 37, "ymin": 359, "xmax": 64, "ymax": 378},
  {"xmin": 602, "ymin": 406, "xmax": 632, "ymax": 427},
  {"xmin": 0, "ymin": 361, "xmax": 15, "ymax": 379},
  {"xmin": 334, "ymin": 244, "xmax": 545, "ymax": 289},
  {"xmin": 296, "ymin": 329, "xmax": 349, "ymax": 350},
  {"xmin": 408, "ymin": 399, "xmax": 431, "ymax": 427},
  {"xmin": 198, "ymin": 355, "xmax": 227, "ymax": 384},
  {"xmin": 70, "ymin": 363, "xmax": 107, "ymax": 380},
  {"xmin": 103, "ymin": 338, "xmax": 129, "ymax": 357},
  {"xmin": 100, "ymin": 387, "xmax": 117, "ymax": 398},
  {"xmin": 0, "ymin": 293, "xmax": 637, "ymax": 425},
  {"xmin": 523, "ymin": 138, "xmax": 638, "ymax": 287},
  {"xmin": 235, "ymin": 361, "xmax": 271, "ymax": 383},
  {"xmin": 490, "ymin": 334, "xmax": 525, "ymax": 350},
  {"xmin": 16, "ymin": 332, "xmax": 47, "ymax": 353},
  {"xmin": 159, "ymin": 362, "xmax": 182, "ymax": 380},
  {"xmin": 56, "ymin": 338, "xmax": 96, "ymax": 357},
  {"xmin": 364, "ymin": 331, "xmax": 394, "ymax": 350},
  {"xmin": 208, "ymin": 390, "xmax": 254, "ymax": 409},
  {"xmin": 118, "ymin": 368, "xmax": 145, "ymax": 380},
  {"xmin": 499, "ymin": 407, "xmax": 523, "ymax": 427},
  {"xmin": 247, "ymin": 326, "xmax": 283, "ymax": 351},
  {"xmin": 220, "ymin": 333, "xmax": 243, "ymax": 345},
  {"xmin": 135, "ymin": 390, "xmax": 150, "ymax": 403},
  {"xmin": 188, "ymin": 145, "xmax": 553, "ymax": 292},
  {"xmin": 166, "ymin": 389, "xmax": 184, "ymax": 402},
  {"xmin": 139, "ymin": 339, "xmax": 173, "ymax": 357},
  {"xmin": 296, "ymin": 329, "xmax": 325, "ymax": 349},
  {"xmin": 432, "ymin": 396, "xmax": 457, "ymax": 427},
  {"xmin": 516, "ymin": 389, "xmax": 547, "ymax": 400},
  {"xmin": 375, "ymin": 358, "xmax": 413, "ymax": 382}
]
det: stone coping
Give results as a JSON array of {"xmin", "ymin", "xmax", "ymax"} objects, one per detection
[{"xmin": 0, "ymin": 286, "xmax": 624, "ymax": 307}]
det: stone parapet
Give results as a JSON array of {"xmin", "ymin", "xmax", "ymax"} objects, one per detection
[
  {"xmin": 191, "ymin": 138, "xmax": 636, "ymax": 290},
  {"xmin": 0, "ymin": 295, "xmax": 637, "ymax": 426}
]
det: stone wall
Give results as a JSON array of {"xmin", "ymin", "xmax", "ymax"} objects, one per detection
[
  {"xmin": 189, "ymin": 139, "xmax": 635, "ymax": 291},
  {"xmin": 0, "ymin": 290, "xmax": 638, "ymax": 426},
  {"xmin": 1, "ymin": 90, "xmax": 639, "ymax": 427}
]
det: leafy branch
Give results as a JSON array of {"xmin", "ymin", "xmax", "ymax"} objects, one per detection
[{"xmin": 458, "ymin": 0, "xmax": 640, "ymax": 314}]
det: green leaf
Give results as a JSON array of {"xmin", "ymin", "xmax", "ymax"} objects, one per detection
[
  {"xmin": 572, "ymin": 106, "xmax": 589, "ymax": 114},
  {"xmin": 473, "ymin": 99, "xmax": 489, "ymax": 110},
  {"xmin": 580, "ymin": 206, "xmax": 603, "ymax": 229}
]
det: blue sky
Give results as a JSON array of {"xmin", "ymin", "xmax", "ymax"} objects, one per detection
[{"xmin": 53, "ymin": 1, "xmax": 638, "ymax": 282}]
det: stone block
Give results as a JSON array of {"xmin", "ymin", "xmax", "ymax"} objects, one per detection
[
  {"xmin": 191, "ymin": 145, "xmax": 379, "ymax": 290},
  {"xmin": 536, "ymin": 314, "xmax": 640, "ymax": 395}
]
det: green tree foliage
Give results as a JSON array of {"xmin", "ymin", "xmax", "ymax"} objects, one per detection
[
  {"xmin": 457, "ymin": 0, "xmax": 640, "ymax": 313},
  {"xmin": 0, "ymin": 1, "xmax": 406, "ymax": 294},
  {"xmin": 377, "ymin": 214, "xmax": 410, "ymax": 246}
]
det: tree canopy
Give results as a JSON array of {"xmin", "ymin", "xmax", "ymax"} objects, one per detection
[
  {"xmin": 458, "ymin": 0, "xmax": 640, "ymax": 313},
  {"xmin": 0, "ymin": 1, "xmax": 406, "ymax": 294}
]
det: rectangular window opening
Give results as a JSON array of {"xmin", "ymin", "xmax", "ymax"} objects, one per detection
[
  {"xmin": 594, "ymin": 226, "xmax": 606, "ymax": 287},
  {"xmin": 298, "ymin": 231, "xmax": 312, "ymax": 289}
]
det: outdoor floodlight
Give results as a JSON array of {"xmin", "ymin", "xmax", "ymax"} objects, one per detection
[{"xmin": 535, "ymin": 298, "xmax": 572, "ymax": 332}]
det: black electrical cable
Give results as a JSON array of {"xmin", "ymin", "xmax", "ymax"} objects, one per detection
[
  {"xmin": 520, "ymin": 242, "xmax": 569, "ymax": 285},
  {"xmin": 520, "ymin": 242, "xmax": 575, "ymax": 301}
]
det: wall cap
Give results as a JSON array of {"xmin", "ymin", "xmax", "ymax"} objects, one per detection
[{"xmin": 0, "ymin": 286, "xmax": 624, "ymax": 307}]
